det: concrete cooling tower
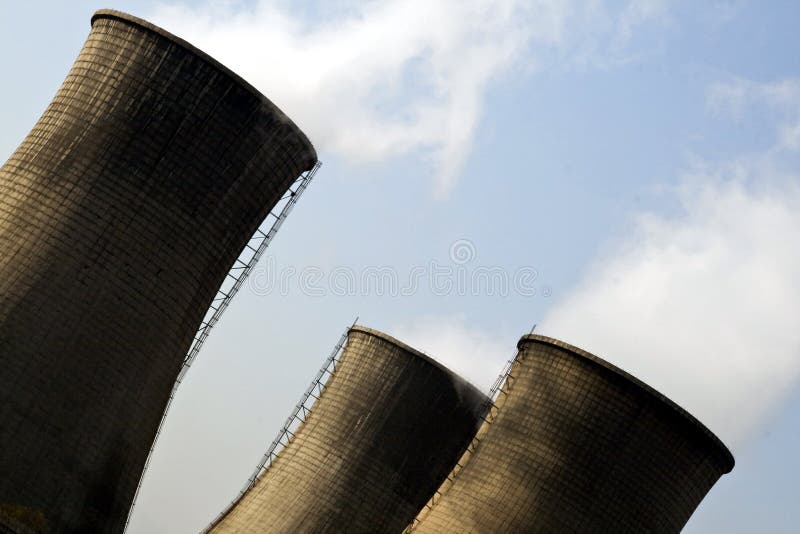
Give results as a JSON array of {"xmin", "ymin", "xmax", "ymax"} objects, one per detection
[
  {"xmin": 409, "ymin": 334, "xmax": 734, "ymax": 534},
  {"xmin": 0, "ymin": 10, "xmax": 316, "ymax": 533},
  {"xmin": 207, "ymin": 326, "xmax": 488, "ymax": 534}
]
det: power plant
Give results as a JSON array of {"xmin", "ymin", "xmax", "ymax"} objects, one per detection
[
  {"xmin": 408, "ymin": 335, "xmax": 735, "ymax": 533},
  {"xmin": 206, "ymin": 326, "xmax": 487, "ymax": 533},
  {"xmin": 0, "ymin": 10, "xmax": 315, "ymax": 533},
  {"xmin": 0, "ymin": 9, "xmax": 735, "ymax": 534}
]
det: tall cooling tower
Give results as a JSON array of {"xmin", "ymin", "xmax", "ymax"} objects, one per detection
[
  {"xmin": 409, "ymin": 334, "xmax": 734, "ymax": 534},
  {"xmin": 207, "ymin": 326, "xmax": 488, "ymax": 534},
  {"xmin": 0, "ymin": 10, "xmax": 316, "ymax": 533}
]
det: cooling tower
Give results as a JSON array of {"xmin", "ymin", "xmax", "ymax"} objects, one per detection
[
  {"xmin": 0, "ymin": 10, "xmax": 316, "ymax": 533},
  {"xmin": 208, "ymin": 326, "xmax": 488, "ymax": 534},
  {"xmin": 409, "ymin": 334, "xmax": 734, "ymax": 534}
]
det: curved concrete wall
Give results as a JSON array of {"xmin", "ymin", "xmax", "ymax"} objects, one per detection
[
  {"xmin": 0, "ymin": 10, "xmax": 315, "ymax": 533},
  {"xmin": 410, "ymin": 334, "xmax": 734, "ymax": 534},
  {"xmin": 209, "ymin": 326, "xmax": 487, "ymax": 534}
]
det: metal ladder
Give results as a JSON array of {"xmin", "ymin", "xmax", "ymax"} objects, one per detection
[
  {"xmin": 202, "ymin": 320, "xmax": 355, "ymax": 532},
  {"xmin": 404, "ymin": 324, "xmax": 536, "ymax": 531},
  {"xmin": 123, "ymin": 161, "xmax": 321, "ymax": 532}
]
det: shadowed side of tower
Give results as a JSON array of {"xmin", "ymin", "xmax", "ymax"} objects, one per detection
[
  {"xmin": 0, "ymin": 10, "xmax": 316, "ymax": 533},
  {"xmin": 208, "ymin": 326, "xmax": 488, "ymax": 534},
  {"xmin": 409, "ymin": 334, "xmax": 734, "ymax": 534}
]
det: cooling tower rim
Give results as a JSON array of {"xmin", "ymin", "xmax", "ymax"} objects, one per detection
[
  {"xmin": 91, "ymin": 9, "xmax": 317, "ymax": 164},
  {"xmin": 349, "ymin": 325, "xmax": 487, "ymax": 402},
  {"xmin": 518, "ymin": 334, "xmax": 735, "ymax": 472}
]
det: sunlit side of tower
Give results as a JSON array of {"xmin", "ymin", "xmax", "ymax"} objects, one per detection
[
  {"xmin": 409, "ymin": 334, "xmax": 734, "ymax": 534},
  {"xmin": 208, "ymin": 326, "xmax": 488, "ymax": 534},
  {"xmin": 0, "ymin": 10, "xmax": 316, "ymax": 533}
]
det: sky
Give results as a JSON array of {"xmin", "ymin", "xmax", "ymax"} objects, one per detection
[{"xmin": 1, "ymin": 1, "xmax": 798, "ymax": 532}]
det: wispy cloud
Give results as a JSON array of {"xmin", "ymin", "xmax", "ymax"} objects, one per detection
[
  {"xmin": 389, "ymin": 315, "xmax": 512, "ymax": 393},
  {"xmin": 708, "ymin": 78, "xmax": 800, "ymax": 154},
  {"xmin": 708, "ymin": 78, "xmax": 800, "ymax": 114},
  {"xmin": 614, "ymin": 0, "xmax": 670, "ymax": 48},
  {"xmin": 542, "ymin": 78, "xmax": 800, "ymax": 450},
  {"xmin": 150, "ymin": 0, "xmax": 670, "ymax": 195}
]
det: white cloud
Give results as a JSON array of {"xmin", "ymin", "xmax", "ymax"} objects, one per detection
[
  {"xmin": 150, "ymin": 0, "xmax": 670, "ymax": 195},
  {"xmin": 389, "ymin": 315, "xmax": 512, "ymax": 393},
  {"xmin": 541, "ymin": 83, "xmax": 800, "ymax": 451}
]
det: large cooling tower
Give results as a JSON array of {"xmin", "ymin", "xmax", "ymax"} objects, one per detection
[
  {"xmin": 0, "ymin": 10, "xmax": 315, "ymax": 533},
  {"xmin": 409, "ymin": 334, "xmax": 734, "ymax": 534},
  {"xmin": 208, "ymin": 326, "xmax": 488, "ymax": 534}
]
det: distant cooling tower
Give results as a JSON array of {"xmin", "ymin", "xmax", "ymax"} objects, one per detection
[
  {"xmin": 207, "ymin": 326, "xmax": 488, "ymax": 534},
  {"xmin": 409, "ymin": 335, "xmax": 734, "ymax": 534},
  {"xmin": 0, "ymin": 10, "xmax": 315, "ymax": 533}
]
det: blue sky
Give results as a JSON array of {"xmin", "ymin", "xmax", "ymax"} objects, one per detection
[{"xmin": 1, "ymin": 1, "xmax": 799, "ymax": 532}]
